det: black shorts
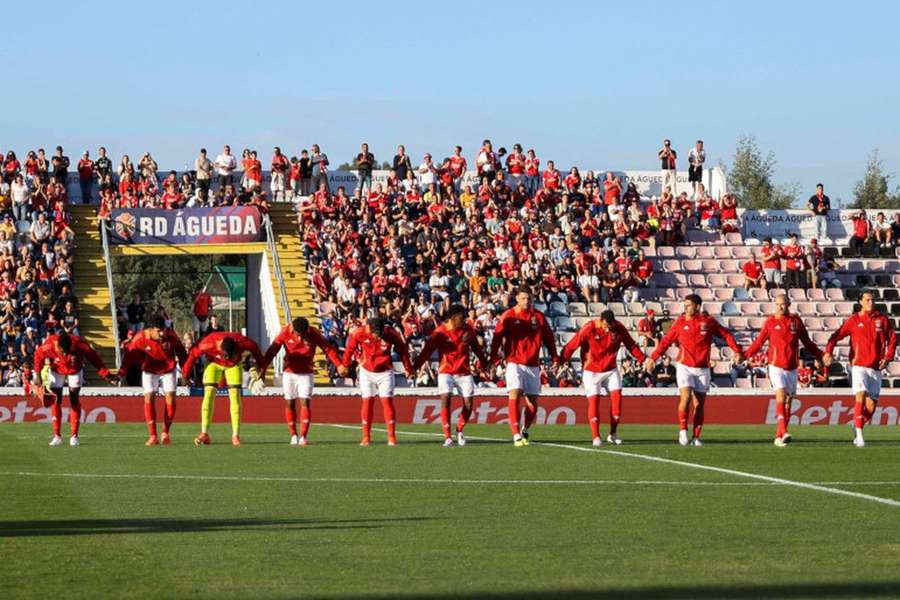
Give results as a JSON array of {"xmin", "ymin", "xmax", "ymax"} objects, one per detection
[{"xmin": 688, "ymin": 165, "xmax": 703, "ymax": 183}]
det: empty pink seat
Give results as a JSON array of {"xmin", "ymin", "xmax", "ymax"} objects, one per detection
[
  {"xmin": 812, "ymin": 331, "xmax": 831, "ymax": 346},
  {"xmin": 888, "ymin": 363, "xmax": 900, "ymax": 377},
  {"xmin": 657, "ymin": 246, "xmax": 675, "ymax": 257},
  {"xmin": 663, "ymin": 259, "xmax": 680, "ymax": 272},
  {"xmin": 725, "ymin": 233, "xmax": 743, "ymax": 245},
  {"xmin": 705, "ymin": 302, "xmax": 723, "ymax": 315},
  {"xmin": 673, "ymin": 274, "xmax": 688, "ymax": 286},
  {"xmin": 815, "ymin": 303, "xmax": 836, "ymax": 316},
  {"xmin": 712, "ymin": 360, "xmax": 731, "ymax": 375},
  {"xmin": 835, "ymin": 303, "xmax": 854, "ymax": 316},
  {"xmin": 788, "ymin": 289, "xmax": 806, "ymax": 302},
  {"xmin": 804, "ymin": 317, "xmax": 823, "ymax": 331},
  {"xmin": 760, "ymin": 303, "xmax": 776, "ymax": 315},
  {"xmin": 735, "ymin": 378, "xmax": 752, "ymax": 389},
  {"xmin": 748, "ymin": 317, "xmax": 767, "ymax": 330},
  {"xmin": 665, "ymin": 301, "xmax": 682, "ymax": 314},
  {"xmin": 807, "ymin": 288, "xmax": 826, "ymax": 301},
  {"xmin": 868, "ymin": 260, "xmax": 885, "ymax": 271},
  {"xmin": 825, "ymin": 288, "xmax": 843, "ymax": 301},
  {"xmin": 823, "ymin": 317, "xmax": 843, "ymax": 330},
  {"xmin": 714, "ymin": 288, "xmax": 732, "ymax": 301},
  {"xmin": 708, "ymin": 273, "xmax": 727, "ymax": 287},
  {"xmin": 697, "ymin": 247, "xmax": 715, "ymax": 259},
  {"xmin": 713, "ymin": 246, "xmax": 732, "ymax": 259},
  {"xmin": 701, "ymin": 259, "xmax": 720, "ymax": 272},
  {"xmin": 698, "ymin": 288, "xmax": 715, "ymax": 301},
  {"xmin": 796, "ymin": 302, "xmax": 816, "ymax": 316},
  {"xmin": 732, "ymin": 246, "xmax": 751, "ymax": 259},
  {"xmin": 644, "ymin": 246, "xmax": 658, "ymax": 257},
  {"xmin": 689, "ymin": 274, "xmax": 706, "ymax": 287},
  {"xmin": 730, "ymin": 317, "xmax": 748, "ymax": 329},
  {"xmin": 683, "ymin": 260, "xmax": 702, "ymax": 272},
  {"xmin": 676, "ymin": 246, "xmax": 697, "ymax": 258},
  {"xmin": 741, "ymin": 302, "xmax": 761, "ymax": 315},
  {"xmin": 750, "ymin": 288, "xmax": 769, "ymax": 301},
  {"xmin": 726, "ymin": 274, "xmax": 744, "ymax": 287},
  {"xmin": 676, "ymin": 288, "xmax": 693, "ymax": 300},
  {"xmin": 720, "ymin": 259, "xmax": 739, "ymax": 273},
  {"xmin": 719, "ymin": 346, "xmax": 737, "ymax": 360}
]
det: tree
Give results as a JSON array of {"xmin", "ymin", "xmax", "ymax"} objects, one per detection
[
  {"xmin": 727, "ymin": 134, "xmax": 797, "ymax": 209},
  {"xmin": 851, "ymin": 150, "xmax": 899, "ymax": 209}
]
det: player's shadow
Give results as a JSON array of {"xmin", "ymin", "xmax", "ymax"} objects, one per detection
[
  {"xmin": 302, "ymin": 581, "xmax": 900, "ymax": 599},
  {"xmin": 0, "ymin": 516, "xmax": 436, "ymax": 538}
]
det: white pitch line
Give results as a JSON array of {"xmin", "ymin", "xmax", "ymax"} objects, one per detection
[
  {"xmin": 326, "ymin": 425, "xmax": 900, "ymax": 508},
  {"xmin": 2, "ymin": 471, "xmax": 898, "ymax": 487}
]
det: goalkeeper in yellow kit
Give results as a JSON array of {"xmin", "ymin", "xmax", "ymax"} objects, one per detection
[{"xmin": 181, "ymin": 332, "xmax": 265, "ymax": 446}]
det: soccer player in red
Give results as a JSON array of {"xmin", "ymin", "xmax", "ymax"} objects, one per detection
[
  {"xmin": 644, "ymin": 294, "xmax": 743, "ymax": 446},
  {"xmin": 556, "ymin": 310, "xmax": 645, "ymax": 446},
  {"xmin": 411, "ymin": 304, "xmax": 488, "ymax": 447},
  {"xmin": 262, "ymin": 317, "xmax": 347, "ymax": 446},
  {"xmin": 32, "ymin": 331, "xmax": 118, "ymax": 447},
  {"xmin": 823, "ymin": 290, "xmax": 897, "ymax": 447},
  {"xmin": 342, "ymin": 318, "xmax": 413, "ymax": 446},
  {"xmin": 120, "ymin": 316, "xmax": 188, "ymax": 446},
  {"xmin": 744, "ymin": 294, "xmax": 822, "ymax": 446},
  {"xmin": 489, "ymin": 288, "xmax": 558, "ymax": 446},
  {"xmin": 182, "ymin": 332, "xmax": 265, "ymax": 446}
]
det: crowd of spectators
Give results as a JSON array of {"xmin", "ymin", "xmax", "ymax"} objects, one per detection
[{"xmin": 0, "ymin": 146, "xmax": 80, "ymax": 386}]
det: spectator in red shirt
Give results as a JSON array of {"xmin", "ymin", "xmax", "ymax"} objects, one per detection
[
  {"xmin": 849, "ymin": 210, "xmax": 871, "ymax": 257},
  {"xmin": 542, "ymin": 160, "xmax": 561, "ymax": 191},
  {"xmin": 564, "ymin": 167, "xmax": 581, "ymax": 193},
  {"xmin": 760, "ymin": 237, "xmax": 783, "ymax": 290},
  {"xmin": 602, "ymin": 172, "xmax": 622, "ymax": 206},
  {"xmin": 782, "ymin": 234, "xmax": 805, "ymax": 290},
  {"xmin": 636, "ymin": 309, "xmax": 660, "ymax": 349},
  {"xmin": 742, "ymin": 253, "xmax": 765, "ymax": 290},
  {"xmin": 76, "ymin": 151, "xmax": 93, "ymax": 204},
  {"xmin": 524, "ymin": 149, "xmax": 540, "ymax": 195}
]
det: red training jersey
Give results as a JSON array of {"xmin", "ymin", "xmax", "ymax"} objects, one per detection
[
  {"xmin": 34, "ymin": 334, "xmax": 110, "ymax": 378},
  {"xmin": 411, "ymin": 323, "xmax": 488, "ymax": 375},
  {"xmin": 489, "ymin": 307, "xmax": 558, "ymax": 367},
  {"xmin": 262, "ymin": 324, "xmax": 341, "ymax": 375},
  {"xmin": 824, "ymin": 310, "xmax": 897, "ymax": 369},
  {"xmin": 121, "ymin": 328, "xmax": 187, "ymax": 375},
  {"xmin": 560, "ymin": 319, "xmax": 645, "ymax": 373},
  {"xmin": 342, "ymin": 325, "xmax": 412, "ymax": 373},
  {"xmin": 744, "ymin": 313, "xmax": 822, "ymax": 370},
  {"xmin": 651, "ymin": 313, "xmax": 742, "ymax": 368},
  {"xmin": 181, "ymin": 332, "xmax": 264, "ymax": 377}
]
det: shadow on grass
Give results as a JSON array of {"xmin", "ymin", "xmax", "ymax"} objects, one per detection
[
  {"xmin": 310, "ymin": 582, "xmax": 900, "ymax": 599},
  {"xmin": 0, "ymin": 516, "xmax": 436, "ymax": 537}
]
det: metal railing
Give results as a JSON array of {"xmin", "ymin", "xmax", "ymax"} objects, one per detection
[
  {"xmin": 265, "ymin": 216, "xmax": 291, "ymax": 324},
  {"xmin": 100, "ymin": 221, "xmax": 122, "ymax": 368}
]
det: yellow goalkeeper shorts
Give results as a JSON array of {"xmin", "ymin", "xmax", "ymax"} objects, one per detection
[{"xmin": 202, "ymin": 362, "xmax": 243, "ymax": 387}]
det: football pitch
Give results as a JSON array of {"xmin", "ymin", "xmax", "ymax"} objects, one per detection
[{"xmin": 2, "ymin": 423, "xmax": 900, "ymax": 599}]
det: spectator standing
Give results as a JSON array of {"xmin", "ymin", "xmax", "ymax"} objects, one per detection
[
  {"xmin": 849, "ymin": 210, "xmax": 871, "ymax": 257},
  {"xmin": 760, "ymin": 237, "xmax": 783, "ymax": 289},
  {"xmin": 475, "ymin": 140, "xmax": 498, "ymax": 182},
  {"xmin": 270, "ymin": 147, "xmax": 289, "ymax": 202},
  {"xmin": 392, "ymin": 145, "xmax": 413, "ymax": 182},
  {"xmin": 310, "ymin": 144, "xmax": 329, "ymax": 192},
  {"xmin": 782, "ymin": 234, "xmax": 805, "ymax": 290},
  {"xmin": 687, "ymin": 140, "xmax": 705, "ymax": 197},
  {"xmin": 891, "ymin": 213, "xmax": 900, "ymax": 247},
  {"xmin": 807, "ymin": 183, "xmax": 830, "ymax": 241},
  {"xmin": 77, "ymin": 151, "xmax": 94, "ymax": 204},
  {"xmin": 524, "ymin": 149, "xmax": 540, "ymax": 196},
  {"xmin": 95, "ymin": 147, "xmax": 112, "ymax": 184},
  {"xmin": 658, "ymin": 139, "xmax": 677, "ymax": 195},
  {"xmin": 126, "ymin": 294, "xmax": 146, "ymax": 334},
  {"xmin": 215, "ymin": 145, "xmax": 236, "ymax": 190},
  {"xmin": 356, "ymin": 143, "xmax": 375, "ymax": 193},
  {"xmin": 10, "ymin": 175, "xmax": 29, "ymax": 222},
  {"xmin": 805, "ymin": 239, "xmax": 823, "ymax": 289},
  {"xmin": 417, "ymin": 154, "xmax": 437, "ymax": 191},
  {"xmin": 298, "ymin": 150, "xmax": 313, "ymax": 196},
  {"xmin": 195, "ymin": 148, "xmax": 214, "ymax": 203},
  {"xmin": 448, "ymin": 146, "xmax": 468, "ymax": 193}
]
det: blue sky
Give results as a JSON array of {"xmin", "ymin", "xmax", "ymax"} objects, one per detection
[{"xmin": 5, "ymin": 1, "xmax": 898, "ymax": 204}]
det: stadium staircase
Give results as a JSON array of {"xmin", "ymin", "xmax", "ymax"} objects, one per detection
[
  {"xmin": 70, "ymin": 205, "xmax": 118, "ymax": 384},
  {"xmin": 548, "ymin": 229, "xmax": 900, "ymax": 388},
  {"xmin": 267, "ymin": 203, "xmax": 329, "ymax": 384}
]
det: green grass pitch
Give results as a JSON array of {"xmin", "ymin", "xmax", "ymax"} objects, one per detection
[{"xmin": 2, "ymin": 423, "xmax": 900, "ymax": 599}]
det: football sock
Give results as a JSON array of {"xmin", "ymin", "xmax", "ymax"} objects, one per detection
[
  {"xmin": 862, "ymin": 405, "xmax": 873, "ymax": 425},
  {"xmin": 361, "ymin": 398, "xmax": 374, "ymax": 438},
  {"xmin": 853, "ymin": 402, "xmax": 864, "ymax": 429},
  {"xmin": 457, "ymin": 403, "xmax": 472, "ymax": 432},
  {"xmin": 228, "ymin": 387, "xmax": 242, "ymax": 437},
  {"xmin": 783, "ymin": 399, "xmax": 792, "ymax": 432},
  {"xmin": 299, "ymin": 404, "xmax": 311, "ymax": 438},
  {"xmin": 508, "ymin": 397, "xmax": 521, "ymax": 436},
  {"xmin": 692, "ymin": 406, "xmax": 704, "ymax": 439},
  {"xmin": 380, "ymin": 397, "xmax": 396, "ymax": 439},
  {"xmin": 164, "ymin": 400, "xmax": 176, "ymax": 434},
  {"xmin": 144, "ymin": 401, "xmax": 157, "ymax": 437},
  {"xmin": 69, "ymin": 400, "xmax": 82, "ymax": 437},
  {"xmin": 201, "ymin": 386, "xmax": 216, "ymax": 433},
  {"xmin": 609, "ymin": 390, "xmax": 623, "ymax": 435},
  {"xmin": 523, "ymin": 402, "xmax": 537, "ymax": 429},
  {"xmin": 587, "ymin": 395, "xmax": 600, "ymax": 439},
  {"xmin": 51, "ymin": 402, "xmax": 62, "ymax": 436},
  {"xmin": 285, "ymin": 402, "xmax": 297, "ymax": 437},
  {"xmin": 678, "ymin": 408, "xmax": 689, "ymax": 431},
  {"xmin": 440, "ymin": 405, "xmax": 451, "ymax": 439},
  {"xmin": 775, "ymin": 402, "xmax": 786, "ymax": 438}
]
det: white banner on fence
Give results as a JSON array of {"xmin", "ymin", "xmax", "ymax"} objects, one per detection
[{"xmin": 740, "ymin": 209, "xmax": 900, "ymax": 241}]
